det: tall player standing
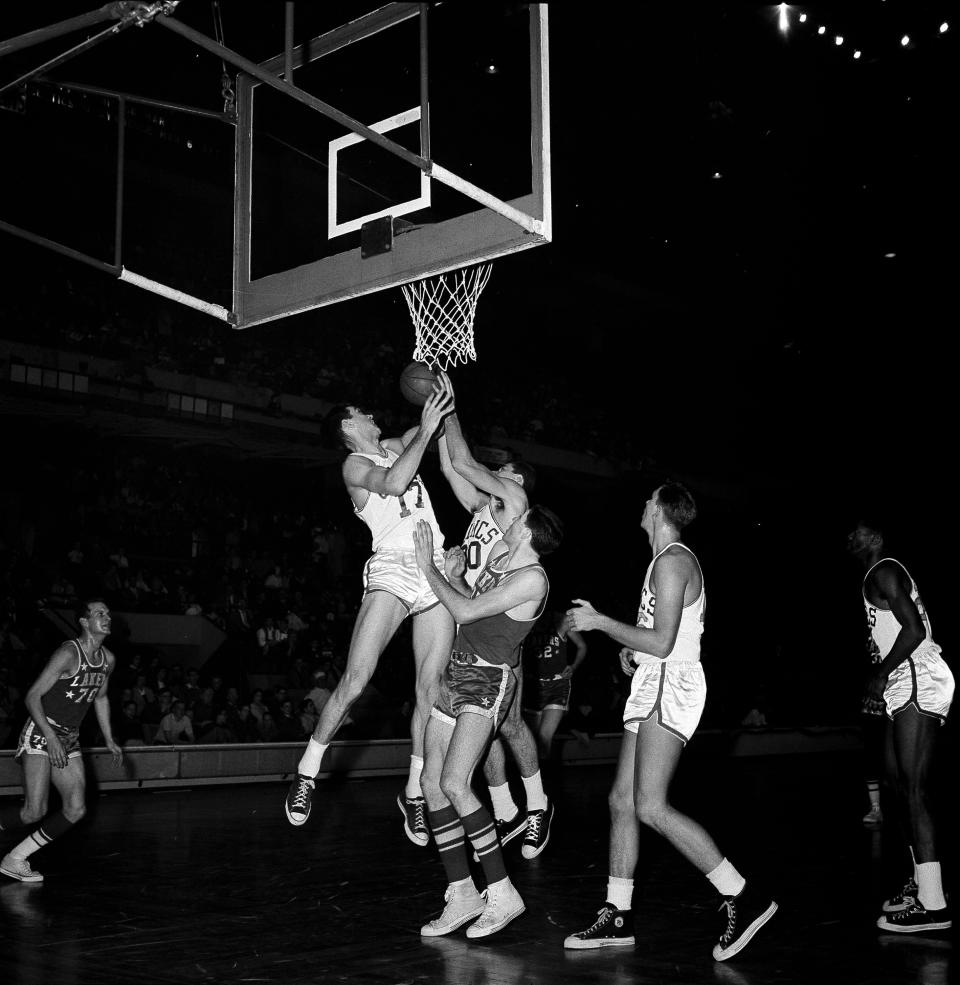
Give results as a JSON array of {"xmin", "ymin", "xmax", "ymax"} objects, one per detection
[
  {"xmin": 848, "ymin": 519, "xmax": 954, "ymax": 932},
  {"xmin": 436, "ymin": 375, "xmax": 554, "ymax": 859},
  {"xmin": 1, "ymin": 599, "xmax": 122, "ymax": 882},
  {"xmin": 284, "ymin": 381, "xmax": 455, "ymax": 844},
  {"xmin": 562, "ymin": 483, "xmax": 777, "ymax": 961}
]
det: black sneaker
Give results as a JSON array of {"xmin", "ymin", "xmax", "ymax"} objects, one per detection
[
  {"xmin": 397, "ymin": 792, "xmax": 429, "ymax": 846},
  {"xmin": 521, "ymin": 802, "xmax": 554, "ymax": 859},
  {"xmin": 496, "ymin": 811, "xmax": 528, "ymax": 847},
  {"xmin": 882, "ymin": 878, "xmax": 918, "ymax": 913},
  {"xmin": 712, "ymin": 886, "xmax": 778, "ymax": 961},
  {"xmin": 285, "ymin": 774, "xmax": 315, "ymax": 826},
  {"xmin": 877, "ymin": 900, "xmax": 952, "ymax": 933},
  {"xmin": 563, "ymin": 904, "xmax": 635, "ymax": 949}
]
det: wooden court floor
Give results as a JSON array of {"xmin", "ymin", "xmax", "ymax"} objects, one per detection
[{"xmin": 0, "ymin": 748, "xmax": 954, "ymax": 985}]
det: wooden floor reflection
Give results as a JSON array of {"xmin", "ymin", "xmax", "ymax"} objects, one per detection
[{"xmin": 0, "ymin": 746, "xmax": 954, "ymax": 984}]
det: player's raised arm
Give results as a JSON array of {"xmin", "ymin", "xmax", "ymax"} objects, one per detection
[
  {"xmin": 348, "ymin": 384, "xmax": 453, "ymax": 497},
  {"xmin": 438, "ymin": 431, "xmax": 486, "ymax": 514},
  {"xmin": 436, "ymin": 372, "xmax": 527, "ymax": 513}
]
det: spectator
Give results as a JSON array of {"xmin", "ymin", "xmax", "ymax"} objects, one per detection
[
  {"xmin": 299, "ymin": 698, "xmax": 318, "ymax": 737},
  {"xmin": 306, "ymin": 670, "xmax": 331, "ymax": 716},
  {"xmin": 192, "ymin": 687, "xmax": 216, "ymax": 735},
  {"xmin": 116, "ymin": 700, "xmax": 145, "ymax": 746},
  {"xmin": 158, "ymin": 699, "xmax": 195, "ymax": 744},
  {"xmin": 275, "ymin": 699, "xmax": 302, "ymax": 741},
  {"xmin": 249, "ymin": 688, "xmax": 268, "ymax": 724},
  {"xmin": 200, "ymin": 709, "xmax": 238, "ymax": 744},
  {"xmin": 257, "ymin": 710, "xmax": 279, "ymax": 742}
]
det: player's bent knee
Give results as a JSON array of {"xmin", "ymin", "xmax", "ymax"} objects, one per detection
[
  {"xmin": 635, "ymin": 801, "xmax": 667, "ymax": 831},
  {"xmin": 608, "ymin": 787, "xmax": 634, "ymax": 817},
  {"xmin": 439, "ymin": 774, "xmax": 470, "ymax": 809}
]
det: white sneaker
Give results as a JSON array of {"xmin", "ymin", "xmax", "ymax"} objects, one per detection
[
  {"xmin": 862, "ymin": 804, "xmax": 883, "ymax": 828},
  {"xmin": 465, "ymin": 882, "xmax": 525, "ymax": 939},
  {"xmin": 421, "ymin": 885, "xmax": 485, "ymax": 937},
  {"xmin": 0, "ymin": 854, "xmax": 43, "ymax": 883}
]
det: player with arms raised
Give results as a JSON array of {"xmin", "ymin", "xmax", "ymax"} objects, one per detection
[
  {"xmin": 284, "ymin": 379, "xmax": 455, "ymax": 844},
  {"xmin": 436, "ymin": 373, "xmax": 553, "ymax": 859}
]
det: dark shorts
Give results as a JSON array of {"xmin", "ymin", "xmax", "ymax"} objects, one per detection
[
  {"xmin": 431, "ymin": 651, "xmax": 517, "ymax": 729},
  {"xmin": 523, "ymin": 675, "xmax": 572, "ymax": 713},
  {"xmin": 16, "ymin": 718, "xmax": 82, "ymax": 760}
]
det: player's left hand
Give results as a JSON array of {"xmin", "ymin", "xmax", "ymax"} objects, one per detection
[
  {"xmin": 560, "ymin": 665, "xmax": 574, "ymax": 680},
  {"xmin": 443, "ymin": 545, "xmax": 466, "ymax": 580},
  {"xmin": 107, "ymin": 739, "xmax": 123, "ymax": 767},
  {"xmin": 566, "ymin": 599, "xmax": 600, "ymax": 633},
  {"xmin": 413, "ymin": 521, "xmax": 435, "ymax": 572}
]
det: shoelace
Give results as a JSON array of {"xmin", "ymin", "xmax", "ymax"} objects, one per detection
[
  {"xmin": 526, "ymin": 811, "xmax": 543, "ymax": 841},
  {"xmin": 718, "ymin": 898, "xmax": 737, "ymax": 944},
  {"xmin": 412, "ymin": 798, "xmax": 426, "ymax": 831},
  {"xmin": 893, "ymin": 880, "xmax": 918, "ymax": 904},
  {"xmin": 580, "ymin": 906, "xmax": 615, "ymax": 936},
  {"xmin": 291, "ymin": 778, "xmax": 312, "ymax": 811}
]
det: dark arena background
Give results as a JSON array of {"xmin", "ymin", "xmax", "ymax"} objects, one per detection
[{"xmin": 0, "ymin": 3, "xmax": 955, "ymax": 984}]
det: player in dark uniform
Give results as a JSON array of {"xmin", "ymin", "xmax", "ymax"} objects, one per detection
[
  {"xmin": 523, "ymin": 610, "xmax": 588, "ymax": 771},
  {"xmin": 412, "ymin": 506, "xmax": 563, "ymax": 939},
  {"xmin": 0, "ymin": 599, "xmax": 122, "ymax": 882}
]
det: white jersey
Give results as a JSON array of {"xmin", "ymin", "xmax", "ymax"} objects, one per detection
[
  {"xmin": 351, "ymin": 449, "xmax": 444, "ymax": 552},
  {"xmin": 462, "ymin": 501, "xmax": 506, "ymax": 588},
  {"xmin": 863, "ymin": 557, "xmax": 936, "ymax": 661},
  {"xmin": 633, "ymin": 542, "xmax": 705, "ymax": 663}
]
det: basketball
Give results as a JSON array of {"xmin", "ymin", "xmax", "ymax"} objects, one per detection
[{"xmin": 399, "ymin": 361, "xmax": 438, "ymax": 406}]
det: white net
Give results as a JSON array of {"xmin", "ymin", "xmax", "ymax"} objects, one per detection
[{"xmin": 401, "ymin": 264, "xmax": 493, "ymax": 371}]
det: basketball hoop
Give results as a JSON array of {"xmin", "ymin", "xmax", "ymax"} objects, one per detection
[{"xmin": 401, "ymin": 264, "xmax": 493, "ymax": 371}]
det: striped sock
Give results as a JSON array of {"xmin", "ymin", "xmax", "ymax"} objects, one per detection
[
  {"xmin": 462, "ymin": 806, "xmax": 507, "ymax": 886},
  {"xmin": 10, "ymin": 811, "xmax": 76, "ymax": 861},
  {"xmin": 429, "ymin": 805, "xmax": 471, "ymax": 884}
]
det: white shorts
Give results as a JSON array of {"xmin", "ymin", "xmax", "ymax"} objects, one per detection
[
  {"xmin": 623, "ymin": 660, "xmax": 706, "ymax": 744},
  {"xmin": 884, "ymin": 643, "xmax": 954, "ymax": 723},
  {"xmin": 362, "ymin": 548, "xmax": 446, "ymax": 616}
]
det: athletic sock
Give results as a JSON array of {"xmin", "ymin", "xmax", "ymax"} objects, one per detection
[
  {"xmin": 462, "ymin": 806, "xmax": 508, "ymax": 885},
  {"xmin": 607, "ymin": 876, "xmax": 634, "ymax": 911},
  {"xmin": 916, "ymin": 861, "xmax": 948, "ymax": 911},
  {"xmin": 429, "ymin": 805, "xmax": 471, "ymax": 884},
  {"xmin": 706, "ymin": 858, "xmax": 746, "ymax": 898},
  {"xmin": 405, "ymin": 755, "xmax": 424, "ymax": 799},
  {"xmin": 297, "ymin": 738, "xmax": 328, "ymax": 777},
  {"xmin": 866, "ymin": 781, "xmax": 880, "ymax": 807},
  {"xmin": 488, "ymin": 782, "xmax": 518, "ymax": 822},
  {"xmin": 0, "ymin": 805, "xmax": 25, "ymax": 832},
  {"xmin": 10, "ymin": 811, "xmax": 77, "ymax": 861},
  {"xmin": 521, "ymin": 770, "xmax": 548, "ymax": 813}
]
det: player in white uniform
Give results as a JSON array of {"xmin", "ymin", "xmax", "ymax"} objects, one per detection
[
  {"xmin": 284, "ymin": 382, "xmax": 454, "ymax": 844},
  {"xmin": 562, "ymin": 483, "xmax": 777, "ymax": 962},
  {"xmin": 437, "ymin": 388, "xmax": 553, "ymax": 860},
  {"xmin": 848, "ymin": 520, "xmax": 954, "ymax": 933}
]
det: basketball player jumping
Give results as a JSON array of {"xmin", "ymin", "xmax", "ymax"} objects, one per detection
[
  {"xmin": 848, "ymin": 519, "xmax": 954, "ymax": 933},
  {"xmin": 436, "ymin": 386, "xmax": 553, "ymax": 859},
  {"xmin": 413, "ymin": 505, "xmax": 562, "ymax": 938},
  {"xmin": 562, "ymin": 483, "xmax": 777, "ymax": 961},
  {"xmin": 284, "ymin": 380, "xmax": 455, "ymax": 843},
  {"xmin": 1, "ymin": 599, "xmax": 123, "ymax": 883}
]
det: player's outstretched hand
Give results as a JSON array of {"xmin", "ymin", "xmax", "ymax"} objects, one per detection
[
  {"xmin": 566, "ymin": 599, "xmax": 601, "ymax": 633},
  {"xmin": 413, "ymin": 520, "xmax": 436, "ymax": 572},
  {"xmin": 420, "ymin": 374, "xmax": 455, "ymax": 435},
  {"xmin": 618, "ymin": 647, "xmax": 638, "ymax": 676},
  {"xmin": 444, "ymin": 545, "xmax": 466, "ymax": 581}
]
